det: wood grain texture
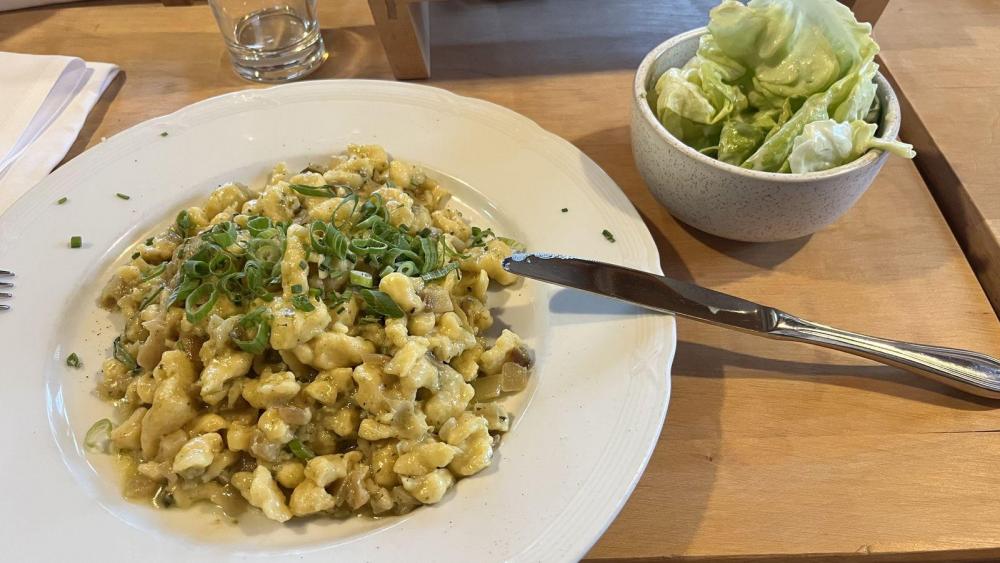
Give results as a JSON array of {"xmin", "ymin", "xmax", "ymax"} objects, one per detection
[
  {"xmin": 876, "ymin": 1, "xmax": 1000, "ymax": 314},
  {"xmin": 2, "ymin": 1, "xmax": 999, "ymax": 561}
]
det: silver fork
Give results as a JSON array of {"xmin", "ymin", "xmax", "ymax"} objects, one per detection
[{"xmin": 0, "ymin": 270, "xmax": 12, "ymax": 311}]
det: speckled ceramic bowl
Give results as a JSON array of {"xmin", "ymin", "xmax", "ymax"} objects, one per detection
[{"xmin": 631, "ymin": 28, "xmax": 903, "ymax": 242}]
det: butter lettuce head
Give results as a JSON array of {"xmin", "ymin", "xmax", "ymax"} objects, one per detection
[{"xmin": 653, "ymin": 0, "xmax": 914, "ymax": 173}]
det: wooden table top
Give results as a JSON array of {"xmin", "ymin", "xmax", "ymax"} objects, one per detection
[
  {"xmin": 5, "ymin": 1, "xmax": 1000, "ymax": 560},
  {"xmin": 876, "ymin": 1, "xmax": 1000, "ymax": 314}
]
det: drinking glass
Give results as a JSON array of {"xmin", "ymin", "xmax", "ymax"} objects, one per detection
[{"xmin": 208, "ymin": 0, "xmax": 327, "ymax": 83}]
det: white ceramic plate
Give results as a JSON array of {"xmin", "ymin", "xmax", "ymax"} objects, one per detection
[{"xmin": 0, "ymin": 80, "xmax": 674, "ymax": 562}]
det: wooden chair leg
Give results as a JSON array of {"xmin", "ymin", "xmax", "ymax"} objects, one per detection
[{"xmin": 368, "ymin": 0, "xmax": 432, "ymax": 80}]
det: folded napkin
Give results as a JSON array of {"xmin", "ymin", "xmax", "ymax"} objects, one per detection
[{"xmin": 0, "ymin": 52, "xmax": 119, "ymax": 213}]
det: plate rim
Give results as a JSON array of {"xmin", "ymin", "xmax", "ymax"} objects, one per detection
[{"xmin": 0, "ymin": 79, "xmax": 675, "ymax": 562}]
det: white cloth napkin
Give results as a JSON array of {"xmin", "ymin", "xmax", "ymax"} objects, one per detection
[{"xmin": 0, "ymin": 52, "xmax": 119, "ymax": 213}]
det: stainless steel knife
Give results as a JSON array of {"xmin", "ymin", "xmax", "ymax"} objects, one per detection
[{"xmin": 502, "ymin": 252, "xmax": 1000, "ymax": 399}]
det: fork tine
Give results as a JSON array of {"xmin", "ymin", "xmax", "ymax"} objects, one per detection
[
  {"xmin": 0, "ymin": 270, "xmax": 12, "ymax": 276},
  {"xmin": 0, "ymin": 282, "xmax": 10, "ymax": 289},
  {"xmin": 0, "ymin": 292, "xmax": 10, "ymax": 299},
  {"xmin": 0, "ymin": 304, "xmax": 8, "ymax": 310}
]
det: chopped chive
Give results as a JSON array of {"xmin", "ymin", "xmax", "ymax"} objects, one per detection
[
  {"xmin": 145, "ymin": 237, "xmax": 154, "ymax": 246},
  {"xmin": 85, "ymin": 419, "xmax": 113, "ymax": 453},
  {"xmin": 298, "ymin": 260, "xmax": 307, "ymax": 270},
  {"xmin": 66, "ymin": 353, "xmax": 82, "ymax": 368},
  {"xmin": 70, "ymin": 236, "xmax": 82, "ymax": 248},
  {"xmin": 160, "ymin": 131, "xmax": 168, "ymax": 137},
  {"xmin": 131, "ymin": 252, "xmax": 140, "ymax": 260},
  {"xmin": 291, "ymin": 284, "xmax": 303, "ymax": 294},
  {"xmin": 115, "ymin": 193, "xmax": 131, "ymax": 200},
  {"xmin": 561, "ymin": 207, "xmax": 568, "ymax": 212},
  {"xmin": 139, "ymin": 285, "xmax": 163, "ymax": 310},
  {"xmin": 113, "ymin": 336, "xmax": 139, "ymax": 373},
  {"xmin": 289, "ymin": 184, "xmax": 337, "ymax": 198},
  {"xmin": 57, "ymin": 197, "xmax": 68, "ymax": 205},
  {"xmin": 288, "ymin": 438, "xmax": 314, "ymax": 461},
  {"xmin": 291, "ymin": 293, "xmax": 315, "ymax": 312},
  {"xmin": 602, "ymin": 229, "xmax": 616, "ymax": 243}
]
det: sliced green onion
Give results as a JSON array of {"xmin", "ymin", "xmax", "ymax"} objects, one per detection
[
  {"xmin": 349, "ymin": 270, "xmax": 373, "ymax": 288},
  {"xmin": 290, "ymin": 184, "xmax": 336, "ymax": 197},
  {"xmin": 419, "ymin": 237, "xmax": 439, "ymax": 273},
  {"xmin": 421, "ymin": 262, "xmax": 459, "ymax": 282},
  {"xmin": 602, "ymin": 229, "xmax": 616, "ymax": 243},
  {"xmin": 469, "ymin": 226, "xmax": 495, "ymax": 247},
  {"xmin": 166, "ymin": 277, "xmax": 199, "ymax": 307},
  {"xmin": 218, "ymin": 271, "xmax": 246, "ymax": 305},
  {"xmin": 309, "ymin": 287, "xmax": 322, "ymax": 299},
  {"xmin": 230, "ymin": 306, "xmax": 271, "ymax": 354},
  {"xmin": 57, "ymin": 197, "xmax": 68, "ymax": 205},
  {"xmin": 359, "ymin": 289, "xmax": 404, "ymax": 318},
  {"xmin": 291, "ymin": 283, "xmax": 303, "ymax": 294},
  {"xmin": 249, "ymin": 238, "xmax": 283, "ymax": 263},
  {"xmin": 208, "ymin": 252, "xmax": 235, "ymax": 276},
  {"xmin": 397, "ymin": 261, "xmax": 420, "ymax": 277},
  {"xmin": 131, "ymin": 252, "xmax": 140, "ymax": 260},
  {"xmin": 66, "ymin": 353, "xmax": 82, "ymax": 368},
  {"xmin": 145, "ymin": 237, "xmax": 155, "ymax": 246},
  {"xmin": 116, "ymin": 193, "xmax": 131, "ymax": 200},
  {"xmin": 205, "ymin": 221, "xmax": 237, "ymax": 247},
  {"xmin": 113, "ymin": 336, "xmax": 139, "ymax": 373},
  {"xmin": 247, "ymin": 216, "xmax": 273, "ymax": 237},
  {"xmin": 288, "ymin": 438, "xmax": 314, "ymax": 461},
  {"xmin": 70, "ymin": 236, "xmax": 82, "ymax": 249},
  {"xmin": 184, "ymin": 282, "xmax": 218, "ymax": 324},
  {"xmin": 561, "ymin": 207, "xmax": 568, "ymax": 213},
  {"xmin": 291, "ymin": 294, "xmax": 315, "ymax": 312},
  {"xmin": 309, "ymin": 220, "xmax": 348, "ymax": 258},
  {"xmin": 182, "ymin": 260, "xmax": 210, "ymax": 278},
  {"xmin": 331, "ymin": 192, "xmax": 360, "ymax": 229},
  {"xmin": 176, "ymin": 210, "xmax": 193, "ymax": 235},
  {"xmin": 140, "ymin": 263, "xmax": 166, "ymax": 282},
  {"xmin": 139, "ymin": 285, "xmax": 163, "ymax": 310},
  {"xmin": 85, "ymin": 418, "xmax": 113, "ymax": 453},
  {"xmin": 349, "ymin": 238, "xmax": 388, "ymax": 256}
]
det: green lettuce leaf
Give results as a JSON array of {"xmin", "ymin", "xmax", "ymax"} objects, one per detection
[
  {"xmin": 652, "ymin": 0, "xmax": 913, "ymax": 173},
  {"xmin": 787, "ymin": 119, "xmax": 916, "ymax": 174}
]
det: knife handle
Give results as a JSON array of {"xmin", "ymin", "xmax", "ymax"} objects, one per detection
[{"xmin": 768, "ymin": 311, "xmax": 1000, "ymax": 398}]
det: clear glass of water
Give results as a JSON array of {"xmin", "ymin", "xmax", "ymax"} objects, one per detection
[{"xmin": 208, "ymin": 0, "xmax": 327, "ymax": 83}]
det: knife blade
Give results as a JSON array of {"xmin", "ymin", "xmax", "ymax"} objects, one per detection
[
  {"xmin": 501, "ymin": 252, "xmax": 1000, "ymax": 399},
  {"xmin": 501, "ymin": 252, "xmax": 779, "ymax": 334}
]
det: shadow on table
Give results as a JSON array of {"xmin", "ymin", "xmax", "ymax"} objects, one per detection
[
  {"xmin": 427, "ymin": 0, "xmax": 715, "ymax": 80},
  {"xmin": 675, "ymin": 220, "xmax": 812, "ymax": 270},
  {"xmin": 675, "ymin": 339, "xmax": 1000, "ymax": 410}
]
